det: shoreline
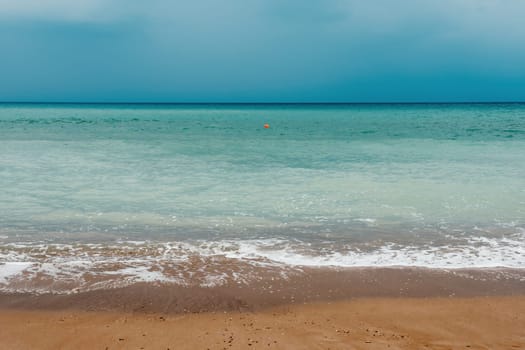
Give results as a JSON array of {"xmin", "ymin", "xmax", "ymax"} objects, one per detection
[
  {"xmin": 2, "ymin": 266, "xmax": 524, "ymax": 313},
  {"xmin": 2, "ymin": 266, "xmax": 524, "ymax": 349}
]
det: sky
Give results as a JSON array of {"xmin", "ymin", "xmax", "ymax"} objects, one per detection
[{"xmin": 0, "ymin": 0, "xmax": 524, "ymax": 102}]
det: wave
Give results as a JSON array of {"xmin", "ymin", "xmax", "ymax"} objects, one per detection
[{"xmin": 1, "ymin": 233, "xmax": 524, "ymax": 294}]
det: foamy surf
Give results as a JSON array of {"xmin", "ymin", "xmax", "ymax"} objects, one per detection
[{"xmin": 1, "ymin": 233, "xmax": 524, "ymax": 294}]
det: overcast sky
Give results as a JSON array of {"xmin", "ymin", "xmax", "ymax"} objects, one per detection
[{"xmin": 1, "ymin": 0, "xmax": 524, "ymax": 102}]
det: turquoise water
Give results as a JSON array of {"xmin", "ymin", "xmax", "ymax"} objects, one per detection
[{"xmin": 1, "ymin": 103, "xmax": 524, "ymax": 291}]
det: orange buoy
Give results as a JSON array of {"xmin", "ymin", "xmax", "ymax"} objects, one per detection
[{"xmin": 264, "ymin": 123, "xmax": 270, "ymax": 129}]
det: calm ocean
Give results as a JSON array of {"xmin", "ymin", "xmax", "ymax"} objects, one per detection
[{"xmin": 1, "ymin": 103, "xmax": 524, "ymax": 292}]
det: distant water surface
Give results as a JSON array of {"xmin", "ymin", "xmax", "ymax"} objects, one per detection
[{"xmin": 1, "ymin": 103, "xmax": 524, "ymax": 292}]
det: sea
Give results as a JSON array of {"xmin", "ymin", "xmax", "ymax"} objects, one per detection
[{"xmin": 1, "ymin": 103, "xmax": 524, "ymax": 293}]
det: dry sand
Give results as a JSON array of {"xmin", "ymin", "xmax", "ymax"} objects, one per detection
[{"xmin": 1, "ymin": 296, "xmax": 524, "ymax": 349}]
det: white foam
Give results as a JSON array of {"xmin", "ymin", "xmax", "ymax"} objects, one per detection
[
  {"xmin": 0, "ymin": 233, "xmax": 524, "ymax": 294},
  {"xmin": 225, "ymin": 235, "xmax": 525, "ymax": 268},
  {"xmin": 104, "ymin": 266, "xmax": 173, "ymax": 283},
  {"xmin": 0, "ymin": 262, "xmax": 32, "ymax": 283},
  {"xmin": 354, "ymin": 218, "xmax": 377, "ymax": 224}
]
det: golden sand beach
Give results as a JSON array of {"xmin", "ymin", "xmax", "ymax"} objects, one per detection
[{"xmin": 1, "ymin": 267, "xmax": 524, "ymax": 349}]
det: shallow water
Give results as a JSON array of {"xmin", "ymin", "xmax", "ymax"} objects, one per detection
[{"xmin": 1, "ymin": 103, "xmax": 524, "ymax": 291}]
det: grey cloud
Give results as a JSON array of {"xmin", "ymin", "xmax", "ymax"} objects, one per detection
[
  {"xmin": 0, "ymin": 0, "xmax": 146, "ymax": 22},
  {"xmin": 1, "ymin": 0, "xmax": 524, "ymax": 102}
]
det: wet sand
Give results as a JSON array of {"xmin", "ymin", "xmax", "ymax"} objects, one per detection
[
  {"xmin": 2, "ymin": 267, "xmax": 525, "ymax": 313},
  {"xmin": 1, "ymin": 267, "xmax": 525, "ymax": 349}
]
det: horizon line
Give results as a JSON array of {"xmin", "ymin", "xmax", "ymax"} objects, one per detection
[{"xmin": 1, "ymin": 101, "xmax": 525, "ymax": 105}]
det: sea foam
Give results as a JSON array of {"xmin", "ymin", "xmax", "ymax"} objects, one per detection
[{"xmin": 1, "ymin": 233, "xmax": 524, "ymax": 294}]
